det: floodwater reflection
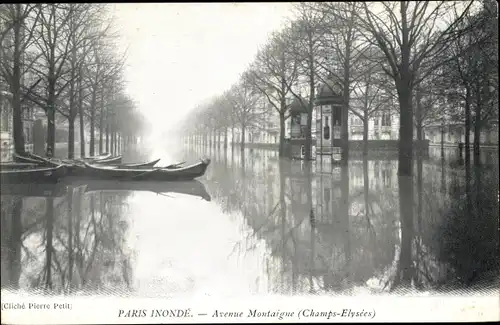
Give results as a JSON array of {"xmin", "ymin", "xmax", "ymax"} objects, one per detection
[
  {"xmin": 1, "ymin": 146, "xmax": 498, "ymax": 297},
  {"xmin": 187, "ymin": 146, "xmax": 499, "ymax": 295},
  {"xmin": 1, "ymin": 177, "xmax": 213, "ymax": 296}
]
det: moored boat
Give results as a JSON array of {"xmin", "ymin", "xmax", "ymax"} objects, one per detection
[
  {"xmin": 99, "ymin": 160, "xmax": 185, "ymax": 170},
  {"xmin": 81, "ymin": 179, "xmax": 211, "ymax": 201},
  {"xmin": 82, "ymin": 158, "xmax": 210, "ymax": 181},
  {"xmin": 92, "ymin": 155, "xmax": 122, "ymax": 164},
  {"xmin": 101, "ymin": 158, "xmax": 161, "ymax": 168},
  {"xmin": 13, "ymin": 152, "xmax": 51, "ymax": 165},
  {"xmin": 0, "ymin": 165, "xmax": 67, "ymax": 183},
  {"xmin": 0, "ymin": 162, "xmax": 41, "ymax": 170},
  {"xmin": 82, "ymin": 153, "xmax": 112, "ymax": 161}
]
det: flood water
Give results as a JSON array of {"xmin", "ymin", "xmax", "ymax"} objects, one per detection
[{"xmin": 1, "ymin": 144, "xmax": 499, "ymax": 298}]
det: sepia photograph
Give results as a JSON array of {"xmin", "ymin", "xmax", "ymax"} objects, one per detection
[{"xmin": 1, "ymin": 2, "xmax": 499, "ymax": 324}]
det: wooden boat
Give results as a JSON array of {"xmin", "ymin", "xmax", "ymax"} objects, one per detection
[
  {"xmin": 82, "ymin": 153, "xmax": 112, "ymax": 161},
  {"xmin": 81, "ymin": 179, "xmax": 211, "ymax": 201},
  {"xmin": 92, "ymin": 155, "xmax": 122, "ymax": 164},
  {"xmin": 81, "ymin": 158, "xmax": 210, "ymax": 181},
  {"xmin": 102, "ymin": 158, "xmax": 161, "ymax": 168},
  {"xmin": 0, "ymin": 165, "xmax": 67, "ymax": 184},
  {"xmin": 13, "ymin": 152, "xmax": 49, "ymax": 165},
  {"xmin": 101, "ymin": 160, "xmax": 184, "ymax": 170},
  {"xmin": 0, "ymin": 162, "xmax": 41, "ymax": 170},
  {"xmin": 0, "ymin": 182, "xmax": 69, "ymax": 197}
]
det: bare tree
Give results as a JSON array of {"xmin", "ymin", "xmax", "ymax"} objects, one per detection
[
  {"xmin": 225, "ymin": 80, "xmax": 262, "ymax": 151},
  {"xmin": 349, "ymin": 48, "xmax": 390, "ymax": 153},
  {"xmin": 23, "ymin": 4, "xmax": 78, "ymax": 157},
  {"xmin": 355, "ymin": 1, "xmax": 474, "ymax": 176},
  {"xmin": 53, "ymin": 4, "xmax": 107, "ymax": 159},
  {"xmin": 313, "ymin": 2, "xmax": 369, "ymax": 162},
  {"xmin": 244, "ymin": 29, "xmax": 299, "ymax": 157},
  {"xmin": 0, "ymin": 4, "xmax": 41, "ymax": 154},
  {"xmin": 285, "ymin": 3, "xmax": 327, "ymax": 161}
]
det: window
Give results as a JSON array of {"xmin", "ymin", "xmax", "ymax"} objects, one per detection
[
  {"xmin": 374, "ymin": 117, "xmax": 379, "ymax": 126},
  {"xmin": 382, "ymin": 112, "xmax": 391, "ymax": 126}
]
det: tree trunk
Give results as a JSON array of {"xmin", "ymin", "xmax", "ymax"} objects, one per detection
[
  {"xmin": 398, "ymin": 90, "xmax": 413, "ymax": 176},
  {"xmin": 224, "ymin": 128, "xmax": 228, "ymax": 149},
  {"xmin": 473, "ymin": 84, "xmax": 481, "ymax": 166},
  {"xmin": 46, "ymin": 103, "xmax": 56, "ymax": 158},
  {"xmin": 363, "ymin": 115, "xmax": 369, "ymax": 156},
  {"xmin": 99, "ymin": 91, "xmax": 104, "ymax": 154},
  {"xmin": 465, "ymin": 87, "xmax": 471, "ymax": 167},
  {"xmin": 342, "ymin": 35, "xmax": 351, "ymax": 165},
  {"xmin": 279, "ymin": 112, "xmax": 286, "ymax": 157},
  {"xmin": 68, "ymin": 22, "xmax": 77, "ymax": 160},
  {"xmin": 240, "ymin": 126, "xmax": 246, "ymax": 151},
  {"xmin": 105, "ymin": 121, "xmax": 109, "ymax": 153},
  {"xmin": 12, "ymin": 91, "xmax": 25, "ymax": 154},
  {"xmin": 78, "ymin": 70, "xmax": 85, "ymax": 158},
  {"xmin": 68, "ymin": 118, "xmax": 75, "ymax": 159},
  {"xmin": 398, "ymin": 2, "xmax": 414, "ymax": 177},
  {"xmin": 415, "ymin": 71, "xmax": 424, "ymax": 144},
  {"xmin": 11, "ymin": 5, "xmax": 26, "ymax": 154},
  {"xmin": 231, "ymin": 126, "xmax": 235, "ymax": 147},
  {"xmin": 110, "ymin": 130, "xmax": 114, "ymax": 155},
  {"xmin": 305, "ymin": 33, "xmax": 314, "ymax": 162},
  {"xmin": 89, "ymin": 87, "xmax": 97, "ymax": 157}
]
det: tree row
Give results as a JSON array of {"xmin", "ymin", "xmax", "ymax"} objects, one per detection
[
  {"xmin": 180, "ymin": 1, "xmax": 497, "ymax": 175},
  {"xmin": 0, "ymin": 4, "xmax": 147, "ymax": 158}
]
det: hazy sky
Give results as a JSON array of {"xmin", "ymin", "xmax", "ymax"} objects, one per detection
[{"xmin": 112, "ymin": 3, "xmax": 293, "ymax": 140}]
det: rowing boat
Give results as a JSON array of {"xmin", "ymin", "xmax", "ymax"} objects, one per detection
[
  {"xmin": 100, "ymin": 158, "xmax": 161, "ymax": 168},
  {"xmin": 82, "ymin": 153, "xmax": 112, "ymax": 161},
  {"xmin": 98, "ymin": 160, "xmax": 184, "ymax": 170},
  {"xmin": 0, "ymin": 165, "xmax": 67, "ymax": 183},
  {"xmin": 13, "ymin": 152, "xmax": 52, "ymax": 165},
  {"xmin": 80, "ymin": 179, "xmax": 211, "ymax": 201},
  {"xmin": 82, "ymin": 158, "xmax": 210, "ymax": 181},
  {"xmin": 0, "ymin": 161, "xmax": 41, "ymax": 170},
  {"xmin": 92, "ymin": 155, "xmax": 122, "ymax": 164}
]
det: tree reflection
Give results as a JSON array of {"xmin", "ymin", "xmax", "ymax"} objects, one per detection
[
  {"xmin": 1, "ymin": 196, "xmax": 23, "ymax": 289},
  {"xmin": 0, "ymin": 185, "xmax": 134, "ymax": 295},
  {"xmin": 182, "ymin": 146, "xmax": 499, "ymax": 295},
  {"xmin": 431, "ymin": 165, "xmax": 499, "ymax": 290}
]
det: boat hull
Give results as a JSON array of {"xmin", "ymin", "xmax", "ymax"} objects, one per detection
[
  {"xmin": 81, "ymin": 159, "xmax": 210, "ymax": 181},
  {"xmin": 0, "ymin": 162, "xmax": 41, "ymax": 170},
  {"xmin": 105, "ymin": 158, "xmax": 161, "ymax": 168},
  {"xmin": 0, "ymin": 165, "xmax": 67, "ymax": 184},
  {"xmin": 82, "ymin": 153, "xmax": 112, "ymax": 161},
  {"xmin": 92, "ymin": 155, "xmax": 123, "ymax": 165}
]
